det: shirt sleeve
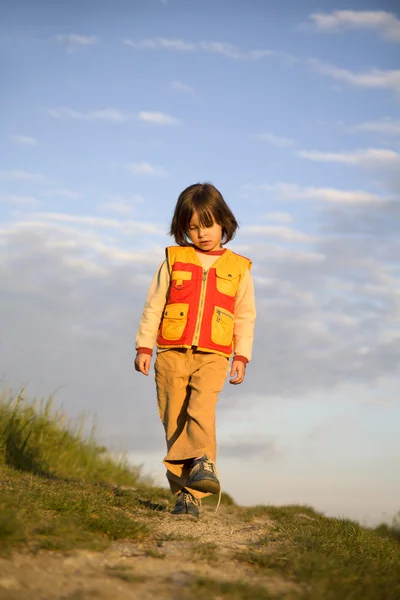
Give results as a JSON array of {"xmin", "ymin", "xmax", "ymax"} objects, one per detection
[
  {"xmin": 233, "ymin": 269, "xmax": 256, "ymax": 363},
  {"xmin": 135, "ymin": 260, "xmax": 170, "ymax": 353}
]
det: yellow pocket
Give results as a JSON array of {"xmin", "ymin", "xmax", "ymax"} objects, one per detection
[
  {"xmin": 161, "ymin": 303, "xmax": 189, "ymax": 340},
  {"xmin": 215, "ymin": 265, "xmax": 240, "ymax": 296},
  {"xmin": 211, "ymin": 306, "xmax": 234, "ymax": 346}
]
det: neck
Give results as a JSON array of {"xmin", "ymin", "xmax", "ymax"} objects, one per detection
[{"xmin": 192, "ymin": 245, "xmax": 226, "ymax": 255}]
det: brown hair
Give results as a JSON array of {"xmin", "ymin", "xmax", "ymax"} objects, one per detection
[{"xmin": 169, "ymin": 182, "xmax": 238, "ymax": 246}]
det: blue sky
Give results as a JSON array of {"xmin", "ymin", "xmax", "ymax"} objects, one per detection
[{"xmin": 1, "ymin": 0, "xmax": 400, "ymax": 525}]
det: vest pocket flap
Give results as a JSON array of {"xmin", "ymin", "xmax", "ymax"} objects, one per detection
[
  {"xmin": 163, "ymin": 303, "xmax": 188, "ymax": 319},
  {"xmin": 215, "ymin": 265, "xmax": 240, "ymax": 296},
  {"xmin": 215, "ymin": 264, "xmax": 240, "ymax": 279},
  {"xmin": 171, "ymin": 271, "xmax": 193, "ymax": 281}
]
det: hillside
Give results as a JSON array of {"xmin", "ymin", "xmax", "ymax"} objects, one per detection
[{"xmin": 0, "ymin": 387, "xmax": 399, "ymax": 600}]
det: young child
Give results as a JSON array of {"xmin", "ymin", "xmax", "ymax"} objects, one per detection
[{"xmin": 134, "ymin": 182, "xmax": 256, "ymax": 516}]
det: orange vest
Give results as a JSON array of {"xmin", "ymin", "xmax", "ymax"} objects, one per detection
[{"xmin": 156, "ymin": 246, "xmax": 252, "ymax": 358}]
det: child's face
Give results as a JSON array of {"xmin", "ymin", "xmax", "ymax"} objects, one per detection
[{"xmin": 187, "ymin": 211, "xmax": 223, "ymax": 252}]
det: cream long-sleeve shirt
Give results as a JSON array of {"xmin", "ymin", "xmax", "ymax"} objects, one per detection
[{"xmin": 135, "ymin": 249, "xmax": 256, "ymax": 362}]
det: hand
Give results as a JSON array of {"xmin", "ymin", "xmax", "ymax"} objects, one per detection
[
  {"xmin": 229, "ymin": 360, "xmax": 246, "ymax": 385},
  {"xmin": 134, "ymin": 353, "xmax": 151, "ymax": 376}
]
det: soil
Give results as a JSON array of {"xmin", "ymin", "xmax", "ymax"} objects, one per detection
[{"xmin": 0, "ymin": 505, "xmax": 299, "ymax": 600}]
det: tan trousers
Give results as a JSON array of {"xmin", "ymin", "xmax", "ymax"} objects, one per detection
[{"xmin": 154, "ymin": 348, "xmax": 229, "ymax": 499}]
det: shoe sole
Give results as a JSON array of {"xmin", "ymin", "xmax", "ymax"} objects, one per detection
[{"xmin": 187, "ymin": 478, "xmax": 220, "ymax": 494}]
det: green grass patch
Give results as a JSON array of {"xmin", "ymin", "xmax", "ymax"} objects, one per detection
[
  {"xmin": 236, "ymin": 506, "xmax": 400, "ymax": 600},
  {"xmin": 191, "ymin": 542, "xmax": 219, "ymax": 564},
  {"xmin": 0, "ymin": 466, "xmax": 151, "ymax": 554},
  {"xmin": 243, "ymin": 504, "xmax": 321, "ymax": 521},
  {"xmin": 155, "ymin": 532, "xmax": 195, "ymax": 543},
  {"xmin": 105, "ymin": 564, "xmax": 148, "ymax": 583},
  {"xmin": 202, "ymin": 491, "xmax": 235, "ymax": 507},
  {"xmin": 0, "ymin": 493, "xmax": 27, "ymax": 551},
  {"xmin": 374, "ymin": 513, "xmax": 400, "ymax": 544},
  {"xmin": 145, "ymin": 547, "xmax": 166, "ymax": 559},
  {"xmin": 186, "ymin": 577, "xmax": 275, "ymax": 599},
  {"xmin": 0, "ymin": 385, "xmax": 140, "ymax": 485}
]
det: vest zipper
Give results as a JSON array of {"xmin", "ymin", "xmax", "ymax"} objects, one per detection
[
  {"xmin": 192, "ymin": 269, "xmax": 208, "ymax": 345},
  {"xmin": 216, "ymin": 308, "xmax": 234, "ymax": 322}
]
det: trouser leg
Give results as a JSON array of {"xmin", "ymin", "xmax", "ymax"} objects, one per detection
[{"xmin": 154, "ymin": 348, "xmax": 228, "ymax": 498}]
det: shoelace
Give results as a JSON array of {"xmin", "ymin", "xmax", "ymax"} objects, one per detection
[
  {"xmin": 204, "ymin": 459, "xmax": 222, "ymax": 513},
  {"xmin": 214, "ymin": 464, "xmax": 222, "ymax": 513},
  {"xmin": 182, "ymin": 490, "xmax": 199, "ymax": 507},
  {"xmin": 201, "ymin": 461, "xmax": 215, "ymax": 474}
]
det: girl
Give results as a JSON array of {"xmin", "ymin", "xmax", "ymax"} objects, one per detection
[{"xmin": 134, "ymin": 182, "xmax": 256, "ymax": 516}]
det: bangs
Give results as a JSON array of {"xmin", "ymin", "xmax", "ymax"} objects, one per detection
[
  {"xmin": 183, "ymin": 190, "xmax": 218, "ymax": 230},
  {"xmin": 191, "ymin": 204, "xmax": 216, "ymax": 229}
]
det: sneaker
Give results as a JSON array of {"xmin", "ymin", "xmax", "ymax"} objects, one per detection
[
  {"xmin": 171, "ymin": 489, "xmax": 200, "ymax": 516},
  {"xmin": 186, "ymin": 455, "xmax": 220, "ymax": 494}
]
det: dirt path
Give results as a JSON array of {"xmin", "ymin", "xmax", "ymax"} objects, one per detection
[{"xmin": 0, "ymin": 505, "xmax": 298, "ymax": 600}]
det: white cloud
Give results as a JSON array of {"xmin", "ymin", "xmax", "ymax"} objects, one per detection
[
  {"xmin": 9, "ymin": 213, "xmax": 164, "ymax": 238},
  {"xmin": 273, "ymin": 248, "xmax": 326, "ymax": 264},
  {"xmin": 263, "ymin": 212, "xmax": 294, "ymax": 223},
  {"xmin": 0, "ymin": 170, "xmax": 46, "ymax": 183},
  {"xmin": 47, "ymin": 107, "xmax": 179, "ymax": 125},
  {"xmin": 171, "ymin": 80, "xmax": 194, "ymax": 93},
  {"xmin": 32, "ymin": 212, "xmax": 160, "ymax": 232},
  {"xmin": 297, "ymin": 148, "xmax": 400, "ymax": 169},
  {"xmin": 242, "ymin": 224, "xmax": 314, "ymax": 243},
  {"xmin": 310, "ymin": 10, "xmax": 400, "ymax": 42},
  {"xmin": 47, "ymin": 107, "xmax": 136, "ymax": 122},
  {"xmin": 124, "ymin": 37, "xmax": 196, "ymax": 51},
  {"xmin": 310, "ymin": 59, "xmax": 400, "ymax": 95},
  {"xmin": 138, "ymin": 111, "xmax": 179, "ymax": 125},
  {"xmin": 99, "ymin": 195, "xmax": 145, "ymax": 216},
  {"xmin": 0, "ymin": 194, "xmax": 40, "ymax": 206},
  {"xmin": 0, "ymin": 219, "xmax": 165, "ymax": 270},
  {"xmin": 42, "ymin": 188, "xmax": 83, "ymax": 200},
  {"xmin": 108, "ymin": 194, "xmax": 145, "ymax": 204},
  {"xmin": 245, "ymin": 183, "xmax": 386, "ymax": 204},
  {"xmin": 98, "ymin": 202, "xmax": 134, "ymax": 216},
  {"xmin": 10, "ymin": 134, "xmax": 37, "ymax": 146},
  {"xmin": 256, "ymin": 132, "xmax": 295, "ymax": 147},
  {"xmin": 124, "ymin": 37, "xmax": 296, "ymax": 63},
  {"xmin": 127, "ymin": 162, "xmax": 167, "ymax": 176},
  {"xmin": 198, "ymin": 40, "xmax": 274, "ymax": 60},
  {"xmin": 354, "ymin": 118, "xmax": 400, "ymax": 136},
  {"xmin": 55, "ymin": 34, "xmax": 99, "ymax": 53}
]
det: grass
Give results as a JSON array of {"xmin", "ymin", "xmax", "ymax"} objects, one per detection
[
  {"xmin": 202, "ymin": 490, "xmax": 235, "ymax": 506},
  {"xmin": 0, "ymin": 465, "xmax": 153, "ymax": 554},
  {"xmin": 374, "ymin": 513, "xmax": 400, "ymax": 544},
  {"xmin": 236, "ymin": 506, "xmax": 400, "ymax": 600},
  {"xmin": 185, "ymin": 577, "xmax": 276, "ymax": 599},
  {"xmin": 145, "ymin": 547, "xmax": 166, "ymax": 559},
  {"xmin": 0, "ymin": 385, "xmax": 141, "ymax": 485},
  {"xmin": 191, "ymin": 541, "xmax": 219, "ymax": 563},
  {"xmin": 105, "ymin": 564, "xmax": 148, "ymax": 583}
]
